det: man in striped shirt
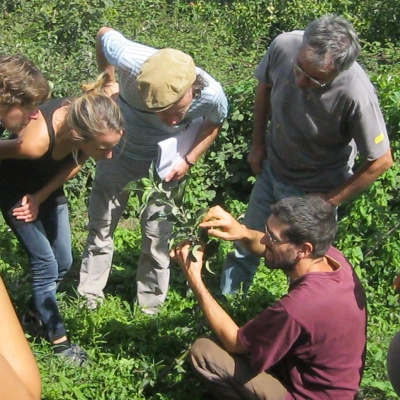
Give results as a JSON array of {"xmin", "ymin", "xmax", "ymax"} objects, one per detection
[{"xmin": 78, "ymin": 27, "xmax": 228, "ymax": 315}]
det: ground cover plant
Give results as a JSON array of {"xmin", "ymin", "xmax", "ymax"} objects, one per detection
[{"xmin": 1, "ymin": 0, "xmax": 400, "ymax": 398}]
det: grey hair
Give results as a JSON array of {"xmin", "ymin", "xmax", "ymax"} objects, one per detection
[
  {"xmin": 271, "ymin": 196, "xmax": 337, "ymax": 258},
  {"xmin": 302, "ymin": 14, "xmax": 361, "ymax": 73}
]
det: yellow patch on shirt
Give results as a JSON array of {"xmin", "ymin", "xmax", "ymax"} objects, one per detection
[{"xmin": 374, "ymin": 132, "xmax": 384, "ymax": 144}]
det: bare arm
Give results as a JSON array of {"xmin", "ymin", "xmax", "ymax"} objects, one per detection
[
  {"xmin": 247, "ymin": 82, "xmax": 272, "ymax": 175},
  {"xmin": 199, "ymin": 206, "xmax": 266, "ymax": 257},
  {"xmin": 322, "ymin": 148, "xmax": 393, "ymax": 206},
  {"xmin": 0, "ymin": 116, "xmax": 50, "ymax": 160},
  {"xmin": 0, "ymin": 139, "xmax": 22, "ymax": 158},
  {"xmin": 165, "ymin": 119, "xmax": 222, "ymax": 182},
  {"xmin": 0, "ymin": 277, "xmax": 41, "ymax": 400},
  {"xmin": 13, "ymin": 154, "xmax": 87, "ymax": 222},
  {"xmin": 33, "ymin": 154, "xmax": 87, "ymax": 204},
  {"xmin": 170, "ymin": 243, "xmax": 247, "ymax": 354},
  {"xmin": 96, "ymin": 27, "xmax": 119, "ymax": 96},
  {"xmin": 186, "ymin": 119, "xmax": 222, "ymax": 162}
]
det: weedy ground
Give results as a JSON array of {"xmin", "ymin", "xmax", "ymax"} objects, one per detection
[{"xmin": 0, "ymin": 210, "xmax": 398, "ymax": 399}]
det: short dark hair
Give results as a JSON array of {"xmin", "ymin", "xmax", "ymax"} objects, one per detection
[
  {"xmin": 271, "ymin": 196, "xmax": 337, "ymax": 258},
  {"xmin": 192, "ymin": 73, "xmax": 208, "ymax": 100},
  {"xmin": 302, "ymin": 14, "xmax": 361, "ymax": 73}
]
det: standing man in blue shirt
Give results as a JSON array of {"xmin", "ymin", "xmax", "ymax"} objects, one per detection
[{"xmin": 78, "ymin": 27, "xmax": 228, "ymax": 314}]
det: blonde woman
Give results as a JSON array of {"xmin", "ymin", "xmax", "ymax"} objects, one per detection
[{"xmin": 0, "ymin": 74, "xmax": 124, "ymax": 365}]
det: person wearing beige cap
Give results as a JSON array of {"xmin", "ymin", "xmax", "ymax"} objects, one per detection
[{"xmin": 77, "ymin": 27, "xmax": 228, "ymax": 314}]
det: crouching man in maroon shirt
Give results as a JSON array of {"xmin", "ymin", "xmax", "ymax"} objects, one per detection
[{"xmin": 171, "ymin": 196, "xmax": 366, "ymax": 400}]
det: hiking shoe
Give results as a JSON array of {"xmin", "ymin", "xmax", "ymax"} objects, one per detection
[
  {"xmin": 79, "ymin": 295, "xmax": 103, "ymax": 311},
  {"xmin": 55, "ymin": 343, "xmax": 88, "ymax": 367}
]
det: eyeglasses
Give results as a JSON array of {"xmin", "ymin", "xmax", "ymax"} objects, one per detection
[
  {"xmin": 265, "ymin": 224, "xmax": 289, "ymax": 246},
  {"xmin": 291, "ymin": 60, "xmax": 327, "ymax": 88}
]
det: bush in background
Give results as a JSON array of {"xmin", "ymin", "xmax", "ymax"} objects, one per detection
[{"xmin": 1, "ymin": 1, "xmax": 400, "ymax": 398}]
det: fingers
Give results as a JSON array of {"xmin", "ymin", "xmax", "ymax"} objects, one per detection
[
  {"xmin": 20, "ymin": 195, "xmax": 28, "ymax": 206},
  {"xmin": 170, "ymin": 241, "xmax": 191, "ymax": 261},
  {"xmin": 202, "ymin": 205, "xmax": 229, "ymax": 223},
  {"xmin": 170, "ymin": 240, "xmax": 206, "ymax": 267},
  {"xmin": 165, "ymin": 159, "xmax": 189, "ymax": 182},
  {"xmin": 13, "ymin": 208, "xmax": 37, "ymax": 221},
  {"xmin": 13, "ymin": 205, "xmax": 31, "ymax": 216},
  {"xmin": 200, "ymin": 206, "xmax": 234, "ymax": 234},
  {"xmin": 12, "ymin": 196, "xmax": 38, "ymax": 222}
]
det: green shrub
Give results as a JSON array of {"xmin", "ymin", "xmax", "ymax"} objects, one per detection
[{"xmin": 1, "ymin": 1, "xmax": 400, "ymax": 398}]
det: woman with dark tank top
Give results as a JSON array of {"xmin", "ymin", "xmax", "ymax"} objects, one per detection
[
  {"xmin": 0, "ymin": 52, "xmax": 50, "ymax": 400},
  {"xmin": 0, "ymin": 73, "xmax": 124, "ymax": 366}
]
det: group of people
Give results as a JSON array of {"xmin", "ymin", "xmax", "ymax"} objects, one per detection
[{"xmin": 0, "ymin": 12, "xmax": 398, "ymax": 400}]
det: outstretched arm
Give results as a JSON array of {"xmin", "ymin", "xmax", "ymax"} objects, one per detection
[
  {"xmin": 0, "ymin": 276, "xmax": 41, "ymax": 400},
  {"xmin": 171, "ymin": 243, "xmax": 247, "ymax": 354},
  {"xmin": 96, "ymin": 27, "xmax": 119, "ymax": 96},
  {"xmin": 199, "ymin": 205, "xmax": 265, "ymax": 256}
]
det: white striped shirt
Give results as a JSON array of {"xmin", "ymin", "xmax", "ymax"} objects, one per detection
[{"xmin": 102, "ymin": 30, "xmax": 228, "ymax": 160}]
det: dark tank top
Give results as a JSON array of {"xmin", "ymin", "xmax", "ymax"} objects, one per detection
[{"xmin": 0, "ymin": 98, "xmax": 75, "ymax": 222}]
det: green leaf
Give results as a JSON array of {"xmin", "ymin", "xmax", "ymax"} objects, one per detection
[
  {"xmin": 189, "ymin": 244, "xmax": 202, "ymax": 262},
  {"xmin": 141, "ymin": 177, "xmax": 152, "ymax": 187},
  {"xmin": 204, "ymin": 260, "xmax": 215, "ymax": 275}
]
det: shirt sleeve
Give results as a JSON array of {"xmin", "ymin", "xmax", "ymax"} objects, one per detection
[
  {"xmin": 255, "ymin": 31, "xmax": 303, "ymax": 86},
  {"xmin": 101, "ymin": 30, "xmax": 157, "ymax": 75},
  {"xmin": 348, "ymin": 99, "xmax": 390, "ymax": 161},
  {"xmin": 238, "ymin": 301, "xmax": 302, "ymax": 374},
  {"xmin": 254, "ymin": 39, "xmax": 278, "ymax": 86},
  {"xmin": 204, "ymin": 82, "xmax": 228, "ymax": 123}
]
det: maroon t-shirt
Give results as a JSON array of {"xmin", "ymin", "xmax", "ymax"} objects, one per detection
[{"xmin": 238, "ymin": 247, "xmax": 366, "ymax": 400}]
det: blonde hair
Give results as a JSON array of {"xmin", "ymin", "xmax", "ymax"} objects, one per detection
[
  {"xmin": 67, "ymin": 73, "xmax": 124, "ymax": 142},
  {"xmin": 80, "ymin": 71, "xmax": 110, "ymax": 94},
  {"xmin": 0, "ymin": 54, "xmax": 50, "ymax": 112}
]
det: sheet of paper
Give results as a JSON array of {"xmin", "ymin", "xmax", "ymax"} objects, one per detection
[{"xmin": 156, "ymin": 117, "xmax": 203, "ymax": 179}]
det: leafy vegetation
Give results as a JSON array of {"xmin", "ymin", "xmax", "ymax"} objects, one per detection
[{"xmin": 1, "ymin": 0, "xmax": 400, "ymax": 399}]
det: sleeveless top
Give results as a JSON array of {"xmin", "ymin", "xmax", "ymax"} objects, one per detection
[{"xmin": 0, "ymin": 98, "xmax": 75, "ymax": 223}]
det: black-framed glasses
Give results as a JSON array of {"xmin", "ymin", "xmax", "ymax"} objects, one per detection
[
  {"xmin": 265, "ymin": 224, "xmax": 289, "ymax": 246},
  {"xmin": 291, "ymin": 60, "xmax": 327, "ymax": 88}
]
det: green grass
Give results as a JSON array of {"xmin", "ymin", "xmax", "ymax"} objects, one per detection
[{"xmin": 0, "ymin": 212, "xmax": 398, "ymax": 399}]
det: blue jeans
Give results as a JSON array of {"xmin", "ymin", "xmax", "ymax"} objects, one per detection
[
  {"xmin": 221, "ymin": 161, "xmax": 305, "ymax": 295},
  {"xmin": 4, "ymin": 203, "xmax": 72, "ymax": 342}
]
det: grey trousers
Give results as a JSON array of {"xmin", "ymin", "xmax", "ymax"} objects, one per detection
[
  {"xmin": 190, "ymin": 337, "xmax": 287, "ymax": 400},
  {"xmin": 77, "ymin": 153, "xmax": 174, "ymax": 313}
]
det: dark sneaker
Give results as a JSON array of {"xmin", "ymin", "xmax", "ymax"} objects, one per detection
[{"xmin": 55, "ymin": 343, "xmax": 88, "ymax": 367}]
